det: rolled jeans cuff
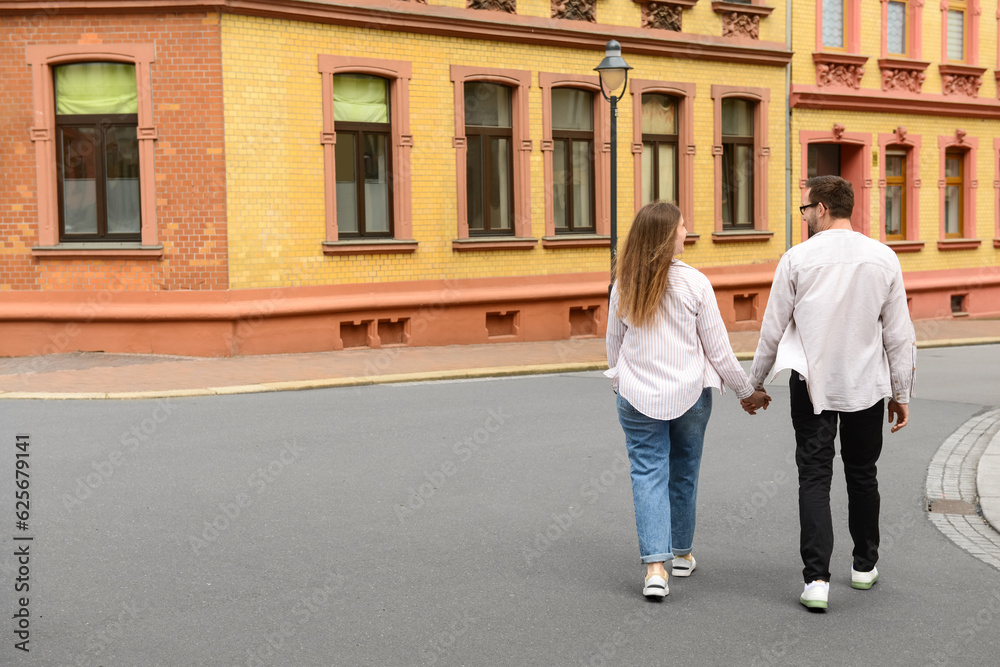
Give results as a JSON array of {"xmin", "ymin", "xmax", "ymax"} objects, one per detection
[{"xmin": 640, "ymin": 552, "xmax": 672, "ymax": 564}]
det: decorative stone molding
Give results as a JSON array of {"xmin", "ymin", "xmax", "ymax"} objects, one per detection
[
  {"xmin": 711, "ymin": 2, "xmax": 774, "ymax": 40},
  {"xmin": 878, "ymin": 59, "xmax": 930, "ymax": 92},
  {"xmin": 894, "ymin": 126, "xmax": 908, "ymax": 142},
  {"xmin": 469, "ymin": 0, "xmax": 515, "ymax": 10},
  {"xmin": 939, "ymin": 64, "xmax": 986, "ymax": 97},
  {"xmin": 955, "ymin": 128, "xmax": 967, "ymax": 143},
  {"xmin": 832, "ymin": 123, "xmax": 846, "ymax": 140},
  {"xmin": 641, "ymin": 1, "xmax": 685, "ymax": 31},
  {"xmin": 552, "ymin": 0, "xmax": 595, "ymax": 21},
  {"xmin": 813, "ymin": 53, "xmax": 868, "ymax": 89}
]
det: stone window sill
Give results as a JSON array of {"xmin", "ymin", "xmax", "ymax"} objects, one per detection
[
  {"xmin": 322, "ymin": 240, "xmax": 418, "ymax": 255},
  {"xmin": 32, "ymin": 244, "xmax": 164, "ymax": 259},
  {"xmin": 711, "ymin": 229, "xmax": 774, "ymax": 243},
  {"xmin": 541, "ymin": 235, "xmax": 609, "ymax": 249},
  {"xmin": 452, "ymin": 237, "xmax": 537, "ymax": 251},
  {"xmin": 885, "ymin": 240, "xmax": 925, "ymax": 253},
  {"xmin": 937, "ymin": 238, "xmax": 982, "ymax": 251}
]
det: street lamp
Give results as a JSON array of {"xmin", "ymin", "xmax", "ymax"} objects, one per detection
[{"xmin": 594, "ymin": 39, "xmax": 632, "ymax": 299}]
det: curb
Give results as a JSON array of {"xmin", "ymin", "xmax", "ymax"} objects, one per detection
[
  {"xmin": 979, "ymin": 428, "xmax": 1000, "ymax": 534},
  {"xmin": 0, "ymin": 361, "xmax": 608, "ymax": 400}
]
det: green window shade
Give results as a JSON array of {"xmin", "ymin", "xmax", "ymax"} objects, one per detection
[
  {"xmin": 55, "ymin": 63, "xmax": 138, "ymax": 115},
  {"xmin": 334, "ymin": 74, "xmax": 389, "ymax": 123}
]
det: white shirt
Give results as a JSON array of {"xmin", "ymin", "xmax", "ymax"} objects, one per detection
[
  {"xmin": 605, "ymin": 260, "xmax": 755, "ymax": 420},
  {"xmin": 749, "ymin": 229, "xmax": 916, "ymax": 414}
]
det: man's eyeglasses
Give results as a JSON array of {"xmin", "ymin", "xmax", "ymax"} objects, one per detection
[{"xmin": 799, "ymin": 202, "xmax": 820, "ymax": 215}]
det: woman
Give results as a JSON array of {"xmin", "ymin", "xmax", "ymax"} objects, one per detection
[{"xmin": 605, "ymin": 201, "xmax": 769, "ymax": 599}]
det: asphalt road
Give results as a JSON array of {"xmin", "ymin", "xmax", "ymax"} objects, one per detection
[{"xmin": 1, "ymin": 345, "xmax": 999, "ymax": 666}]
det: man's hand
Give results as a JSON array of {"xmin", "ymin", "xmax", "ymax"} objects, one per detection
[
  {"xmin": 888, "ymin": 399, "xmax": 909, "ymax": 433},
  {"xmin": 741, "ymin": 389, "xmax": 771, "ymax": 415}
]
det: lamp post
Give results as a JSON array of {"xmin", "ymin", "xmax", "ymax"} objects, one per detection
[{"xmin": 594, "ymin": 40, "xmax": 632, "ymax": 300}]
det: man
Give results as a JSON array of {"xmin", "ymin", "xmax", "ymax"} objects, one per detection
[{"xmin": 746, "ymin": 175, "xmax": 915, "ymax": 611}]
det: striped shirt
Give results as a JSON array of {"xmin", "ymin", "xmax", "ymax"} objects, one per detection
[{"xmin": 605, "ymin": 260, "xmax": 755, "ymax": 421}]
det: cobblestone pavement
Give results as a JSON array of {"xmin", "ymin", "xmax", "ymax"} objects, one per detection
[{"xmin": 926, "ymin": 408, "xmax": 1000, "ymax": 571}]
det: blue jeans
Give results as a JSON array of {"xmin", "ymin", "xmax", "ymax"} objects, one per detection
[{"xmin": 616, "ymin": 389, "xmax": 712, "ymax": 564}]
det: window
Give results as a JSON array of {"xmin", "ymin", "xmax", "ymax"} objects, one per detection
[
  {"xmin": 26, "ymin": 45, "xmax": 159, "ymax": 254},
  {"xmin": 885, "ymin": 150, "xmax": 906, "ymax": 240},
  {"xmin": 822, "ymin": 0, "xmax": 846, "ymax": 49},
  {"xmin": 947, "ymin": 4, "xmax": 966, "ymax": 61},
  {"xmin": 319, "ymin": 56, "xmax": 414, "ymax": 253},
  {"xmin": 465, "ymin": 82, "xmax": 514, "ymax": 235},
  {"xmin": 552, "ymin": 88, "xmax": 595, "ymax": 233},
  {"xmin": 887, "ymin": 1, "xmax": 907, "ymax": 55},
  {"xmin": 54, "ymin": 63, "xmax": 141, "ymax": 242},
  {"xmin": 451, "ymin": 66, "xmax": 532, "ymax": 248},
  {"xmin": 944, "ymin": 150, "xmax": 963, "ymax": 237},
  {"xmin": 712, "ymin": 86, "xmax": 770, "ymax": 239},
  {"xmin": 640, "ymin": 93, "xmax": 678, "ymax": 206},
  {"xmin": 721, "ymin": 98, "xmax": 754, "ymax": 230},
  {"xmin": 334, "ymin": 74, "xmax": 392, "ymax": 238}
]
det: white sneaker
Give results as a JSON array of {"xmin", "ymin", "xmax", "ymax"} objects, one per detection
[
  {"xmin": 851, "ymin": 566, "xmax": 879, "ymax": 590},
  {"xmin": 800, "ymin": 580, "xmax": 829, "ymax": 610},
  {"xmin": 671, "ymin": 555, "xmax": 696, "ymax": 577},
  {"xmin": 643, "ymin": 572, "xmax": 669, "ymax": 598}
]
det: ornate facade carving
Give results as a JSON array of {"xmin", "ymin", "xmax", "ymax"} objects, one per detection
[
  {"xmin": 720, "ymin": 11, "xmax": 759, "ymax": 39},
  {"xmin": 642, "ymin": 2, "xmax": 683, "ymax": 31},
  {"xmin": 881, "ymin": 67, "xmax": 925, "ymax": 92},
  {"xmin": 832, "ymin": 123, "xmax": 846, "ymax": 140},
  {"xmin": 469, "ymin": 0, "xmax": 515, "ymax": 10},
  {"xmin": 816, "ymin": 62, "xmax": 865, "ymax": 89},
  {"xmin": 941, "ymin": 72, "xmax": 983, "ymax": 97},
  {"xmin": 552, "ymin": 0, "xmax": 596, "ymax": 21}
]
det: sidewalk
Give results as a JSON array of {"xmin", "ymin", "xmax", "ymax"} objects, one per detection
[{"xmin": 0, "ymin": 317, "xmax": 997, "ymax": 400}]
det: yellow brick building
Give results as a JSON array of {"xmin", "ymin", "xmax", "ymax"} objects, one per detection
[{"xmin": 1, "ymin": 0, "xmax": 997, "ymax": 356}]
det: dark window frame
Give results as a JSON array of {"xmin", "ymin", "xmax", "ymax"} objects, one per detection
[
  {"xmin": 334, "ymin": 119, "xmax": 394, "ymax": 238},
  {"xmin": 56, "ymin": 112, "xmax": 141, "ymax": 242},
  {"xmin": 465, "ymin": 81, "xmax": 515, "ymax": 236},
  {"xmin": 553, "ymin": 129, "xmax": 596, "ymax": 233}
]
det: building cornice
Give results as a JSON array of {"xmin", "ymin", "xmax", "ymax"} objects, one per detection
[
  {"xmin": 0, "ymin": 0, "xmax": 793, "ymax": 66},
  {"xmin": 791, "ymin": 85, "xmax": 1000, "ymax": 118}
]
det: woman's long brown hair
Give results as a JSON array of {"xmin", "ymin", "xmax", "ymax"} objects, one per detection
[{"xmin": 613, "ymin": 201, "xmax": 682, "ymax": 328}]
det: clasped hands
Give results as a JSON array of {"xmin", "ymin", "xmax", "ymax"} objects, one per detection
[{"xmin": 740, "ymin": 388, "xmax": 771, "ymax": 415}]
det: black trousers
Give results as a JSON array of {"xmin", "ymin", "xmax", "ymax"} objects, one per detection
[{"xmin": 789, "ymin": 371, "xmax": 884, "ymax": 583}]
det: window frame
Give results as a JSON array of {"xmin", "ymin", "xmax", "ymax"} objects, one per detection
[
  {"xmin": 55, "ymin": 111, "xmax": 142, "ymax": 242},
  {"xmin": 463, "ymin": 81, "xmax": 517, "ymax": 237},
  {"xmin": 26, "ymin": 45, "xmax": 160, "ymax": 256},
  {"xmin": 944, "ymin": 150, "xmax": 965, "ymax": 238},
  {"xmin": 539, "ymin": 72, "xmax": 611, "ymax": 248},
  {"xmin": 877, "ymin": 130, "xmax": 923, "ymax": 249},
  {"xmin": 630, "ymin": 80, "xmax": 696, "ymax": 240},
  {"xmin": 333, "ymin": 114, "xmax": 394, "ymax": 239},
  {"xmin": 941, "ymin": 0, "xmax": 980, "ymax": 65},
  {"xmin": 883, "ymin": 151, "xmax": 907, "ymax": 241},
  {"xmin": 551, "ymin": 92, "xmax": 597, "ymax": 235},
  {"xmin": 937, "ymin": 134, "xmax": 980, "ymax": 249},
  {"xmin": 711, "ymin": 85, "xmax": 771, "ymax": 241},
  {"xmin": 816, "ymin": 0, "xmax": 860, "ymax": 53},
  {"xmin": 318, "ymin": 55, "xmax": 415, "ymax": 254},
  {"xmin": 450, "ymin": 66, "xmax": 532, "ymax": 250}
]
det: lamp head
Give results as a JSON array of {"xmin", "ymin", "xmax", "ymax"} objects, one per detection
[{"xmin": 594, "ymin": 40, "xmax": 632, "ymax": 97}]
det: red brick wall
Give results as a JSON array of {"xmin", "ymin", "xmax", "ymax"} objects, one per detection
[{"xmin": 0, "ymin": 12, "xmax": 228, "ymax": 291}]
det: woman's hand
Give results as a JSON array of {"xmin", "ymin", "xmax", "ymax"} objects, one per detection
[{"xmin": 740, "ymin": 389, "xmax": 771, "ymax": 415}]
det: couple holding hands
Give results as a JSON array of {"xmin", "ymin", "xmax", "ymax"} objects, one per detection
[{"xmin": 606, "ymin": 176, "xmax": 915, "ymax": 610}]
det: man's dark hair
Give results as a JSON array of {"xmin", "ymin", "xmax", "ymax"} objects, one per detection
[{"xmin": 805, "ymin": 175, "xmax": 854, "ymax": 220}]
